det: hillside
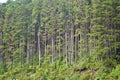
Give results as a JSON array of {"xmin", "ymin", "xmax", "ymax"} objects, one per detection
[{"xmin": 0, "ymin": 0, "xmax": 120, "ymax": 80}]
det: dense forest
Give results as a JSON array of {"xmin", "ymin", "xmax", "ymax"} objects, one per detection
[{"xmin": 0, "ymin": 0, "xmax": 120, "ymax": 79}]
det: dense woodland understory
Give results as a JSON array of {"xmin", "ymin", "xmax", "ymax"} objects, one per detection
[{"xmin": 0, "ymin": 0, "xmax": 120, "ymax": 80}]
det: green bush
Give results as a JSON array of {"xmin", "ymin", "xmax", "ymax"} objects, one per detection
[
  {"xmin": 80, "ymin": 72, "xmax": 94, "ymax": 80},
  {"xmin": 109, "ymin": 64, "xmax": 120, "ymax": 79}
]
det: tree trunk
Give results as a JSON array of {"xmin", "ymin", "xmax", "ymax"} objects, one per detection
[
  {"xmin": 45, "ymin": 26, "xmax": 47, "ymax": 60},
  {"xmin": 38, "ymin": 33, "xmax": 41, "ymax": 66},
  {"xmin": 65, "ymin": 29, "xmax": 68, "ymax": 65},
  {"xmin": 71, "ymin": 26, "xmax": 74, "ymax": 65},
  {"xmin": 51, "ymin": 36, "xmax": 54, "ymax": 63},
  {"xmin": 27, "ymin": 26, "xmax": 30, "ymax": 64}
]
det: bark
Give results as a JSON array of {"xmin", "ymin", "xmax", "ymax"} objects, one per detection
[
  {"xmin": 38, "ymin": 33, "xmax": 41, "ymax": 66},
  {"xmin": 65, "ymin": 31, "xmax": 68, "ymax": 65},
  {"xmin": 71, "ymin": 26, "xmax": 74, "ymax": 65},
  {"xmin": 27, "ymin": 26, "xmax": 30, "ymax": 64},
  {"xmin": 58, "ymin": 31, "xmax": 61, "ymax": 60},
  {"xmin": 51, "ymin": 36, "xmax": 54, "ymax": 63},
  {"xmin": 45, "ymin": 26, "xmax": 47, "ymax": 60},
  {"xmin": 19, "ymin": 36, "xmax": 23, "ymax": 66}
]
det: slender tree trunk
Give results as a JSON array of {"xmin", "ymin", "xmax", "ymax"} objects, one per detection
[
  {"xmin": 51, "ymin": 36, "xmax": 54, "ymax": 63},
  {"xmin": 74, "ymin": 32, "xmax": 78, "ymax": 63},
  {"xmin": 19, "ymin": 36, "xmax": 23, "ymax": 67},
  {"xmin": 65, "ymin": 30, "xmax": 68, "ymax": 65},
  {"xmin": 59, "ymin": 31, "xmax": 61, "ymax": 60},
  {"xmin": 38, "ymin": 33, "xmax": 41, "ymax": 66},
  {"xmin": 71, "ymin": 26, "xmax": 74, "ymax": 65},
  {"xmin": 35, "ymin": 26, "xmax": 38, "ymax": 53},
  {"xmin": 27, "ymin": 39, "xmax": 30, "ymax": 64},
  {"xmin": 114, "ymin": 24, "xmax": 117, "ymax": 54},
  {"xmin": 45, "ymin": 26, "xmax": 47, "ymax": 60},
  {"xmin": 27, "ymin": 26, "xmax": 30, "ymax": 64}
]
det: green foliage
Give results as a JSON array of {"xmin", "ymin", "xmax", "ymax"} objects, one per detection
[
  {"xmin": 104, "ymin": 59, "xmax": 117, "ymax": 69},
  {"xmin": 86, "ymin": 61, "xmax": 102, "ymax": 70},
  {"xmin": 1, "ymin": 57, "xmax": 120, "ymax": 80},
  {"xmin": 109, "ymin": 64, "xmax": 120, "ymax": 79},
  {"xmin": 0, "ymin": 63, "xmax": 6, "ymax": 75},
  {"xmin": 0, "ymin": 0, "xmax": 120, "ymax": 80},
  {"xmin": 80, "ymin": 71, "xmax": 94, "ymax": 80}
]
